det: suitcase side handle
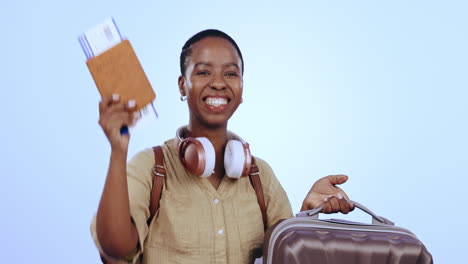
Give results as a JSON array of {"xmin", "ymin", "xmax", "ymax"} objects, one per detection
[{"xmin": 296, "ymin": 200, "xmax": 395, "ymax": 226}]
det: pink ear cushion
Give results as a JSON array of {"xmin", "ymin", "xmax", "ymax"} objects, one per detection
[
  {"xmin": 224, "ymin": 140, "xmax": 245, "ymax": 179},
  {"xmin": 197, "ymin": 137, "xmax": 215, "ymax": 177}
]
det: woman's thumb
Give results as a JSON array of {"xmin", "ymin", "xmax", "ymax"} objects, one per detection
[{"xmin": 327, "ymin": 174, "xmax": 349, "ymax": 185}]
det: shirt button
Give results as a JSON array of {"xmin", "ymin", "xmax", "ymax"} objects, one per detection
[
  {"xmin": 214, "ymin": 199, "xmax": 219, "ymax": 204},
  {"xmin": 218, "ymin": 229, "xmax": 224, "ymax": 235}
]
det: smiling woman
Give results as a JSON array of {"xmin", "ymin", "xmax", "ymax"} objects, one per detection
[
  {"xmin": 179, "ymin": 35, "xmax": 244, "ymax": 135},
  {"xmin": 90, "ymin": 29, "xmax": 353, "ymax": 264},
  {"xmin": 179, "ymin": 36, "xmax": 245, "ymax": 187}
]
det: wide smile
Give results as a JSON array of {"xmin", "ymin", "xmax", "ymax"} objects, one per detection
[
  {"xmin": 205, "ymin": 97, "xmax": 229, "ymax": 106},
  {"xmin": 203, "ymin": 96, "xmax": 231, "ymax": 112}
]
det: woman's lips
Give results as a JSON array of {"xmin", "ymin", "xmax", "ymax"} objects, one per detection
[{"xmin": 204, "ymin": 96, "xmax": 230, "ymax": 112}]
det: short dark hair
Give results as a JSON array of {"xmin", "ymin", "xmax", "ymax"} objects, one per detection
[{"xmin": 180, "ymin": 29, "xmax": 244, "ymax": 76}]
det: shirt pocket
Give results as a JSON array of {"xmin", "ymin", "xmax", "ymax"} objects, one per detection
[{"xmin": 148, "ymin": 190, "xmax": 201, "ymax": 252}]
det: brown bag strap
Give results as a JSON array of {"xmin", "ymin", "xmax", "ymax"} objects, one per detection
[
  {"xmin": 147, "ymin": 146, "xmax": 165, "ymax": 225},
  {"xmin": 249, "ymin": 158, "xmax": 268, "ymax": 231}
]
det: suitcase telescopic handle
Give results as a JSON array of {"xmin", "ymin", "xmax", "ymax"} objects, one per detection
[{"xmin": 296, "ymin": 200, "xmax": 395, "ymax": 226}]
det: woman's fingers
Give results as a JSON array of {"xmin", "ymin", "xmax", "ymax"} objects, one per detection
[
  {"xmin": 337, "ymin": 195, "xmax": 350, "ymax": 214},
  {"xmin": 322, "ymin": 198, "xmax": 332, "ymax": 214},
  {"xmin": 321, "ymin": 195, "xmax": 355, "ymax": 214},
  {"xmin": 99, "ymin": 94, "xmax": 119, "ymax": 114},
  {"xmin": 328, "ymin": 196, "xmax": 340, "ymax": 212},
  {"xmin": 103, "ymin": 100, "xmax": 129, "ymax": 115},
  {"xmin": 126, "ymin": 99, "xmax": 136, "ymax": 111},
  {"xmin": 99, "ymin": 107, "xmax": 136, "ymax": 139},
  {"xmin": 99, "ymin": 94, "xmax": 136, "ymax": 114},
  {"xmin": 107, "ymin": 112, "xmax": 133, "ymax": 129},
  {"xmin": 99, "ymin": 97, "xmax": 137, "ymax": 127},
  {"xmin": 97, "ymin": 94, "xmax": 137, "ymax": 151}
]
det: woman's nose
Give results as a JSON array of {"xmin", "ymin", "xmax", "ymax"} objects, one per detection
[{"xmin": 210, "ymin": 74, "xmax": 226, "ymax": 90}]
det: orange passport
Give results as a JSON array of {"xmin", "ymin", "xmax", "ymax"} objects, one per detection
[{"xmin": 86, "ymin": 39, "xmax": 155, "ymax": 110}]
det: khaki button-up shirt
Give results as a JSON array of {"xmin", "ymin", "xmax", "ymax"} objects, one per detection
[{"xmin": 91, "ymin": 139, "xmax": 293, "ymax": 263}]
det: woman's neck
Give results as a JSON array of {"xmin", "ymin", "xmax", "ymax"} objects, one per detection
[{"xmin": 186, "ymin": 123, "xmax": 229, "ymax": 151}]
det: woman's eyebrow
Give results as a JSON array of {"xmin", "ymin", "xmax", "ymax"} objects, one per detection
[
  {"xmin": 194, "ymin": 62, "xmax": 212, "ymax": 68},
  {"xmin": 223, "ymin": 62, "xmax": 240, "ymax": 69},
  {"xmin": 194, "ymin": 62, "xmax": 239, "ymax": 69}
]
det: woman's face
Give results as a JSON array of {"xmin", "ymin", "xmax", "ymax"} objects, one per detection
[{"xmin": 179, "ymin": 37, "xmax": 243, "ymax": 129}]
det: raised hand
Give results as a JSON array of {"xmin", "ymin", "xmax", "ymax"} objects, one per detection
[
  {"xmin": 98, "ymin": 94, "xmax": 139, "ymax": 152},
  {"xmin": 300, "ymin": 174, "xmax": 354, "ymax": 214}
]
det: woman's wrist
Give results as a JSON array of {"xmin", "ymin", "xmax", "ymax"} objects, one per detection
[{"xmin": 110, "ymin": 147, "xmax": 128, "ymax": 161}]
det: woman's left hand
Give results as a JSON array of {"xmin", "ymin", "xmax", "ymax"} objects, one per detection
[{"xmin": 300, "ymin": 174, "xmax": 354, "ymax": 214}]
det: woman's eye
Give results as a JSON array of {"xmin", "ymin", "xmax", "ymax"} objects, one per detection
[
  {"xmin": 196, "ymin": 71, "xmax": 210, "ymax": 75},
  {"xmin": 225, "ymin": 72, "xmax": 239, "ymax": 77}
]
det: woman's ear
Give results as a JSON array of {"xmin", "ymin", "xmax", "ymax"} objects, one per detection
[{"xmin": 178, "ymin": 75, "xmax": 186, "ymax": 96}]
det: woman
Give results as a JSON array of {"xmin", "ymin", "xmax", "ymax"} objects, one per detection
[{"xmin": 91, "ymin": 29, "xmax": 354, "ymax": 264}]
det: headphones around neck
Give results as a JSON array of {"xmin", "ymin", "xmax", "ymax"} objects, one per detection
[{"xmin": 176, "ymin": 126, "xmax": 252, "ymax": 178}]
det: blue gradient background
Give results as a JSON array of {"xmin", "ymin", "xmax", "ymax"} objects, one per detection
[{"xmin": 1, "ymin": 0, "xmax": 466, "ymax": 263}]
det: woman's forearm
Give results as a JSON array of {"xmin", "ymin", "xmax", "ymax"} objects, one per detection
[{"xmin": 96, "ymin": 149, "xmax": 139, "ymax": 258}]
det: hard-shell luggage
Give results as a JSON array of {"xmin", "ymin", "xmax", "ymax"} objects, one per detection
[{"xmin": 261, "ymin": 201, "xmax": 433, "ymax": 264}]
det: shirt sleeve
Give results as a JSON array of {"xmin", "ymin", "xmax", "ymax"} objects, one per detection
[
  {"xmin": 89, "ymin": 148, "xmax": 155, "ymax": 263},
  {"xmin": 255, "ymin": 157, "xmax": 294, "ymax": 228},
  {"xmin": 90, "ymin": 215, "xmax": 141, "ymax": 263}
]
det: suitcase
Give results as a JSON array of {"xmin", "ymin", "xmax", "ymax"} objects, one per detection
[{"xmin": 260, "ymin": 201, "xmax": 433, "ymax": 264}]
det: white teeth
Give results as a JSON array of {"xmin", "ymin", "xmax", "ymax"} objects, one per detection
[{"xmin": 205, "ymin": 97, "xmax": 228, "ymax": 107}]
